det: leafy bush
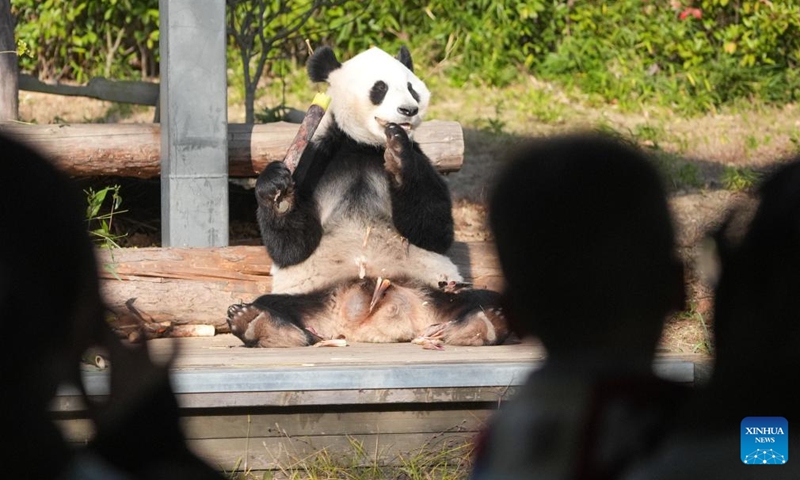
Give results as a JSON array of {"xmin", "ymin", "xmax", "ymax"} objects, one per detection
[
  {"xmin": 12, "ymin": 0, "xmax": 159, "ymax": 81},
  {"xmin": 533, "ymin": 1, "xmax": 800, "ymax": 112},
  {"xmin": 11, "ymin": 0, "xmax": 800, "ymax": 112},
  {"xmin": 85, "ymin": 184, "xmax": 127, "ymax": 248},
  {"xmin": 312, "ymin": 0, "xmax": 562, "ymax": 86}
]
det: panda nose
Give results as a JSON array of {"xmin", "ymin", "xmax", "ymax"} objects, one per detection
[{"xmin": 398, "ymin": 106, "xmax": 418, "ymax": 117}]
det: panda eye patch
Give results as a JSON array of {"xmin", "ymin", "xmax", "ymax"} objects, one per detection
[
  {"xmin": 408, "ymin": 82, "xmax": 420, "ymax": 102},
  {"xmin": 370, "ymin": 81, "xmax": 389, "ymax": 105}
]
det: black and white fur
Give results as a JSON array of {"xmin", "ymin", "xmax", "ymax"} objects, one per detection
[{"xmin": 227, "ymin": 46, "xmax": 509, "ymax": 348}]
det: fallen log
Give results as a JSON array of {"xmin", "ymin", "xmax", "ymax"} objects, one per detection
[
  {"xmin": 0, "ymin": 120, "xmax": 464, "ymax": 178},
  {"xmin": 97, "ymin": 242, "xmax": 503, "ymax": 333}
]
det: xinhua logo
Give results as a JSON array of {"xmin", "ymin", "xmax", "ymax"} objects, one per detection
[{"xmin": 741, "ymin": 417, "xmax": 788, "ymax": 465}]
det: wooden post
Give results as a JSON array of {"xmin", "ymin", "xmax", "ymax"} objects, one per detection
[
  {"xmin": 159, "ymin": 0, "xmax": 228, "ymax": 247},
  {"xmin": 0, "ymin": 0, "xmax": 18, "ymax": 121}
]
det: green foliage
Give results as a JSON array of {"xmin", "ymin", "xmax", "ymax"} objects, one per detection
[
  {"xmin": 790, "ymin": 132, "xmax": 800, "ymax": 154},
  {"xmin": 85, "ymin": 184, "xmax": 127, "ymax": 248},
  {"xmin": 313, "ymin": 0, "xmax": 557, "ymax": 86},
  {"xmin": 308, "ymin": 0, "xmax": 800, "ymax": 111},
  {"xmin": 12, "ymin": 0, "xmax": 800, "ymax": 113},
  {"xmin": 532, "ymin": 1, "xmax": 800, "ymax": 113},
  {"xmin": 12, "ymin": 0, "xmax": 159, "ymax": 81},
  {"xmin": 15, "ymin": 39, "xmax": 32, "ymax": 57},
  {"xmin": 721, "ymin": 165, "xmax": 760, "ymax": 191},
  {"xmin": 254, "ymin": 104, "xmax": 293, "ymax": 123}
]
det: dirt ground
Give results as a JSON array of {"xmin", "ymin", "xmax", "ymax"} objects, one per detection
[{"xmin": 16, "ymin": 90, "xmax": 799, "ymax": 355}]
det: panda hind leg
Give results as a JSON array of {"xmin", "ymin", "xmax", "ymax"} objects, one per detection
[
  {"xmin": 421, "ymin": 289, "xmax": 510, "ymax": 346},
  {"xmin": 226, "ymin": 299, "xmax": 319, "ymax": 348}
]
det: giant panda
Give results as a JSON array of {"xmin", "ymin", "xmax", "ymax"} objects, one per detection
[{"xmin": 227, "ymin": 46, "xmax": 510, "ymax": 348}]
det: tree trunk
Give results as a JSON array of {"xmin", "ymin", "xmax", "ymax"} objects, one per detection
[
  {"xmin": 245, "ymin": 84, "xmax": 255, "ymax": 124},
  {"xmin": 0, "ymin": 0, "xmax": 18, "ymax": 121},
  {"xmin": 0, "ymin": 121, "xmax": 465, "ymax": 177},
  {"xmin": 98, "ymin": 242, "xmax": 503, "ymax": 331}
]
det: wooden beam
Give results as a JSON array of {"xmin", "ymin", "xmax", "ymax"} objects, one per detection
[
  {"xmin": 98, "ymin": 242, "xmax": 503, "ymax": 331},
  {"xmin": 58, "ymin": 409, "xmax": 491, "ymax": 442},
  {"xmin": 0, "ymin": 120, "xmax": 464, "ymax": 177},
  {"xmin": 18, "ymin": 74, "xmax": 159, "ymax": 106}
]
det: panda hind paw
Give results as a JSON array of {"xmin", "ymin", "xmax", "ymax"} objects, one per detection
[{"xmin": 226, "ymin": 303, "xmax": 263, "ymax": 337}]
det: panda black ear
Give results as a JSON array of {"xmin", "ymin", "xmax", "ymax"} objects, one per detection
[
  {"xmin": 397, "ymin": 46, "xmax": 414, "ymax": 72},
  {"xmin": 308, "ymin": 46, "xmax": 342, "ymax": 83}
]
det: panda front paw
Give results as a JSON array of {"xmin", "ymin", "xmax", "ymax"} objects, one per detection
[
  {"xmin": 255, "ymin": 161, "xmax": 295, "ymax": 214},
  {"xmin": 383, "ymin": 123, "xmax": 412, "ymax": 184}
]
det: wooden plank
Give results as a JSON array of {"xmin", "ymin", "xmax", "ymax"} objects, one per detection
[
  {"xmin": 100, "ymin": 246, "xmax": 272, "ymax": 282},
  {"xmin": 98, "ymin": 242, "xmax": 503, "ymax": 329},
  {"xmin": 57, "ymin": 409, "xmax": 492, "ymax": 442},
  {"xmin": 53, "ymin": 386, "xmax": 519, "ymax": 412},
  {"xmin": 0, "ymin": 120, "xmax": 464, "ymax": 178},
  {"xmin": 53, "ymin": 336, "xmax": 704, "ymax": 407},
  {"xmin": 72, "ymin": 358, "xmax": 540, "ymax": 398},
  {"xmin": 183, "ymin": 410, "xmax": 490, "ymax": 439},
  {"xmin": 18, "ymin": 74, "xmax": 159, "ymax": 106},
  {"xmin": 153, "ymin": 335, "xmax": 541, "ymax": 366},
  {"xmin": 55, "ymin": 409, "xmax": 485, "ymax": 471},
  {"xmin": 177, "ymin": 387, "xmax": 516, "ymax": 409}
]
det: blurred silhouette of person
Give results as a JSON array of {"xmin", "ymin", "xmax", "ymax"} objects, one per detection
[
  {"xmin": 470, "ymin": 132, "xmax": 688, "ymax": 479},
  {"xmin": 0, "ymin": 133, "xmax": 223, "ymax": 479},
  {"xmin": 621, "ymin": 157, "xmax": 800, "ymax": 479}
]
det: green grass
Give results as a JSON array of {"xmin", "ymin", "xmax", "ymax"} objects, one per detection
[
  {"xmin": 721, "ymin": 165, "xmax": 761, "ymax": 192},
  {"xmin": 223, "ymin": 436, "xmax": 475, "ymax": 480},
  {"xmin": 246, "ymin": 67, "xmax": 799, "ymax": 195}
]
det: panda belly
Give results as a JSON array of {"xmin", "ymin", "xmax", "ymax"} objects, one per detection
[{"xmin": 270, "ymin": 217, "xmax": 462, "ymax": 294}]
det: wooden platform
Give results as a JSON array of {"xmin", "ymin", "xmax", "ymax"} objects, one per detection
[
  {"xmin": 59, "ymin": 242, "xmax": 713, "ymax": 473},
  {"xmin": 54, "ymin": 335, "xmax": 711, "ymax": 472}
]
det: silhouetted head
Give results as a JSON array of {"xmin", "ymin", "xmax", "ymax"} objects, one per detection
[
  {"xmin": 489, "ymin": 132, "xmax": 684, "ymax": 359},
  {"xmin": 711, "ymin": 157, "xmax": 800, "ymax": 380},
  {"xmin": 0, "ymin": 133, "xmax": 103, "ymax": 411}
]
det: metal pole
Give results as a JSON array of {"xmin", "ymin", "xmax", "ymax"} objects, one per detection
[{"xmin": 159, "ymin": 0, "xmax": 229, "ymax": 247}]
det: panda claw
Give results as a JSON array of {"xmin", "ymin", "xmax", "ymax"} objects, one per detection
[
  {"xmin": 411, "ymin": 336, "xmax": 445, "ymax": 350},
  {"xmin": 383, "ymin": 122, "xmax": 410, "ymax": 142},
  {"xmin": 255, "ymin": 161, "xmax": 295, "ymax": 213}
]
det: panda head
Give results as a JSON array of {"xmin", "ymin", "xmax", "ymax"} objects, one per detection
[{"xmin": 308, "ymin": 46, "xmax": 431, "ymax": 146}]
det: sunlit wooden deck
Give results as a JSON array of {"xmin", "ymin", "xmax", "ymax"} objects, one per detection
[{"xmin": 54, "ymin": 335, "xmax": 711, "ymax": 472}]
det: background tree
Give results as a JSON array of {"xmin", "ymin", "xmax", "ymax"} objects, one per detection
[
  {"xmin": 1, "ymin": 0, "xmax": 18, "ymax": 120},
  {"xmin": 226, "ymin": 0, "xmax": 345, "ymax": 124}
]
